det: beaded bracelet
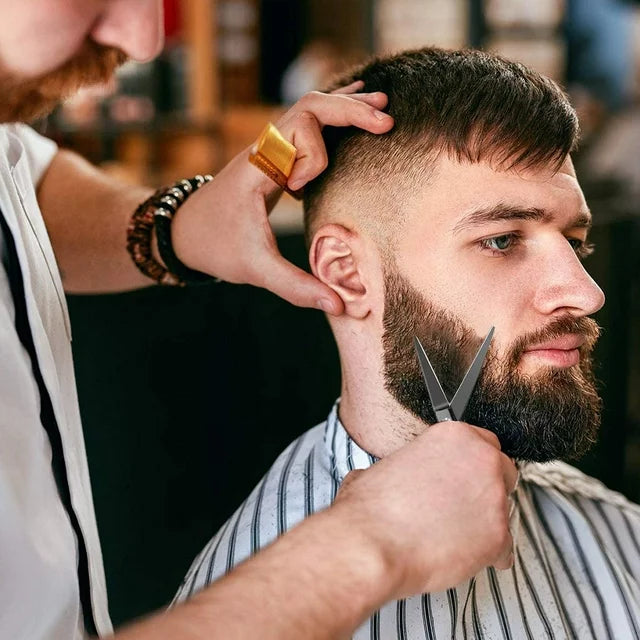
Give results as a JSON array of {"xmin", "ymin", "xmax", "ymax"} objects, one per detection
[{"xmin": 126, "ymin": 174, "xmax": 214, "ymax": 286}]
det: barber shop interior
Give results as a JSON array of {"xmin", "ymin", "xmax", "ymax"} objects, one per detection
[{"xmin": 24, "ymin": 0, "xmax": 640, "ymax": 632}]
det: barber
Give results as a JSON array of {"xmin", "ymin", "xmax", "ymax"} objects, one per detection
[{"xmin": 0, "ymin": 1, "xmax": 517, "ymax": 638}]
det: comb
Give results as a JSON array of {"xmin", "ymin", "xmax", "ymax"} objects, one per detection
[{"xmin": 249, "ymin": 123, "xmax": 302, "ymax": 200}]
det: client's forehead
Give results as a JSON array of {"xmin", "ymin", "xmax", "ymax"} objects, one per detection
[{"xmin": 407, "ymin": 156, "xmax": 589, "ymax": 234}]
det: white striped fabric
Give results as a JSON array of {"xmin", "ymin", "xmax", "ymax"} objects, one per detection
[{"xmin": 174, "ymin": 402, "xmax": 640, "ymax": 639}]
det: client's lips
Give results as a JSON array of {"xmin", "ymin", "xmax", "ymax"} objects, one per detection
[
  {"xmin": 526, "ymin": 334, "xmax": 585, "ymax": 351},
  {"xmin": 523, "ymin": 334, "xmax": 585, "ymax": 367}
]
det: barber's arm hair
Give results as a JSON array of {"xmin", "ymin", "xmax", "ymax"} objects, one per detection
[
  {"xmin": 108, "ymin": 507, "xmax": 394, "ymax": 640},
  {"xmin": 38, "ymin": 149, "xmax": 155, "ymax": 293}
]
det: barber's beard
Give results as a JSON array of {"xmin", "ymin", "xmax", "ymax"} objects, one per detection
[
  {"xmin": 0, "ymin": 39, "xmax": 127, "ymax": 123},
  {"xmin": 382, "ymin": 267, "xmax": 602, "ymax": 462}
]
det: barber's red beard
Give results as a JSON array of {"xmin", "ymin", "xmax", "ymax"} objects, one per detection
[
  {"xmin": 0, "ymin": 39, "xmax": 127, "ymax": 123},
  {"xmin": 382, "ymin": 266, "xmax": 602, "ymax": 462}
]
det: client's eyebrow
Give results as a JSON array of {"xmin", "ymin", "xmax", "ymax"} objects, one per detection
[{"xmin": 452, "ymin": 204, "xmax": 592, "ymax": 235}]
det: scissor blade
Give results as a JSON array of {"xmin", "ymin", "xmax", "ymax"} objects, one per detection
[
  {"xmin": 413, "ymin": 337, "xmax": 451, "ymax": 416},
  {"xmin": 449, "ymin": 327, "xmax": 494, "ymax": 421}
]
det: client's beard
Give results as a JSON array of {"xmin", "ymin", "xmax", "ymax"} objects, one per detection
[
  {"xmin": 0, "ymin": 39, "xmax": 127, "ymax": 123},
  {"xmin": 382, "ymin": 267, "xmax": 602, "ymax": 462}
]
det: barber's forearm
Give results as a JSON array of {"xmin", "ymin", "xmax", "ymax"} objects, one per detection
[
  {"xmin": 111, "ymin": 507, "xmax": 396, "ymax": 640},
  {"xmin": 38, "ymin": 149, "xmax": 156, "ymax": 293}
]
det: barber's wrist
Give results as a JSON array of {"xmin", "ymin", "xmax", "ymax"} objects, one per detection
[
  {"xmin": 313, "ymin": 502, "xmax": 401, "ymax": 615},
  {"xmin": 149, "ymin": 227, "xmax": 167, "ymax": 270},
  {"xmin": 329, "ymin": 476, "xmax": 420, "ymax": 602},
  {"xmin": 126, "ymin": 176, "xmax": 215, "ymax": 286},
  {"xmin": 169, "ymin": 188, "xmax": 210, "ymax": 274}
]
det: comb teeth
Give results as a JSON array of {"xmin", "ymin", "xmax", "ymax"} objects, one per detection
[{"xmin": 255, "ymin": 123, "xmax": 296, "ymax": 177}]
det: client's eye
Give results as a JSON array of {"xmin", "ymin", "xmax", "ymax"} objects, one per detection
[
  {"xmin": 567, "ymin": 237, "xmax": 596, "ymax": 259},
  {"xmin": 479, "ymin": 233, "xmax": 520, "ymax": 254},
  {"xmin": 488, "ymin": 235, "xmax": 512, "ymax": 250}
]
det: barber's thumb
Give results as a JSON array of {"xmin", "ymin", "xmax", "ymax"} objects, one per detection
[
  {"xmin": 261, "ymin": 254, "xmax": 344, "ymax": 315},
  {"xmin": 336, "ymin": 469, "xmax": 365, "ymax": 500},
  {"xmin": 492, "ymin": 532, "xmax": 514, "ymax": 571}
]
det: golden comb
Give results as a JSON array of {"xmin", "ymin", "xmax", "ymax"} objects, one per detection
[{"xmin": 249, "ymin": 123, "xmax": 302, "ymax": 199}]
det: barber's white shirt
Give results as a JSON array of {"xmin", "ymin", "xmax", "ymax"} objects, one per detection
[
  {"xmin": 177, "ymin": 401, "xmax": 640, "ymax": 639},
  {"xmin": 0, "ymin": 124, "xmax": 112, "ymax": 638}
]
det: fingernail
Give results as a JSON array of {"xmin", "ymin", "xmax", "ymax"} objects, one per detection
[
  {"xmin": 289, "ymin": 179, "xmax": 304, "ymax": 190},
  {"xmin": 374, "ymin": 110, "xmax": 391, "ymax": 120},
  {"xmin": 318, "ymin": 299, "xmax": 334, "ymax": 314}
]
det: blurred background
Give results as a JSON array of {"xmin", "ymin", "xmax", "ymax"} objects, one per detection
[{"xmin": 36, "ymin": 0, "xmax": 640, "ymax": 627}]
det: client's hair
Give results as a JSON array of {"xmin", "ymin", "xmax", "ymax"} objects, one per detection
[{"xmin": 303, "ymin": 47, "xmax": 579, "ymax": 247}]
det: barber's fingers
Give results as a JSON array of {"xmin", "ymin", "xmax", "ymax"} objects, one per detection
[
  {"xmin": 336, "ymin": 469, "xmax": 365, "ymax": 499},
  {"xmin": 331, "ymin": 80, "xmax": 365, "ymax": 94},
  {"xmin": 330, "ymin": 81, "xmax": 389, "ymax": 109},
  {"xmin": 469, "ymin": 426, "xmax": 519, "ymax": 494},
  {"xmin": 277, "ymin": 91, "xmax": 393, "ymax": 138},
  {"xmin": 492, "ymin": 530, "xmax": 515, "ymax": 571},
  {"xmin": 337, "ymin": 91, "xmax": 388, "ymax": 110},
  {"xmin": 253, "ymin": 247, "xmax": 344, "ymax": 315},
  {"xmin": 471, "ymin": 425, "xmax": 502, "ymax": 451},
  {"xmin": 472, "ymin": 425, "xmax": 517, "ymax": 571},
  {"xmin": 277, "ymin": 96, "xmax": 391, "ymax": 189},
  {"xmin": 285, "ymin": 112, "xmax": 328, "ymax": 189},
  {"xmin": 501, "ymin": 455, "xmax": 519, "ymax": 495}
]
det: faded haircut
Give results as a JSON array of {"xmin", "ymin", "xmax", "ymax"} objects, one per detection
[{"xmin": 303, "ymin": 47, "xmax": 580, "ymax": 248}]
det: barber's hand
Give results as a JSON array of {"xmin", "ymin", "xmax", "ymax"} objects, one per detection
[
  {"xmin": 171, "ymin": 82, "xmax": 393, "ymax": 314},
  {"xmin": 333, "ymin": 421, "xmax": 518, "ymax": 599}
]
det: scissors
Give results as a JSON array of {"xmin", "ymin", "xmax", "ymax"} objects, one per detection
[{"xmin": 413, "ymin": 327, "xmax": 495, "ymax": 422}]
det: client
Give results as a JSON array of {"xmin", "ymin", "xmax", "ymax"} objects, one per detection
[{"xmin": 175, "ymin": 47, "xmax": 640, "ymax": 639}]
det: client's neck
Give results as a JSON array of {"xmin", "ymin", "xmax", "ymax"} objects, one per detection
[{"xmin": 338, "ymin": 362, "xmax": 428, "ymax": 459}]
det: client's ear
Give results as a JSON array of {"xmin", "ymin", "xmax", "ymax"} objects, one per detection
[{"xmin": 309, "ymin": 224, "xmax": 371, "ymax": 319}]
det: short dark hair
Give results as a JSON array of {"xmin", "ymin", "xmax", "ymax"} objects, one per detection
[{"xmin": 303, "ymin": 47, "xmax": 579, "ymax": 247}]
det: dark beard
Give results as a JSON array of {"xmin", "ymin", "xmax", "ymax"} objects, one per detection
[
  {"xmin": 382, "ymin": 267, "xmax": 602, "ymax": 462},
  {"xmin": 0, "ymin": 38, "xmax": 127, "ymax": 123}
]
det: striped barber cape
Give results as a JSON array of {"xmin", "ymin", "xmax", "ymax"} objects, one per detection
[{"xmin": 175, "ymin": 401, "xmax": 640, "ymax": 639}]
